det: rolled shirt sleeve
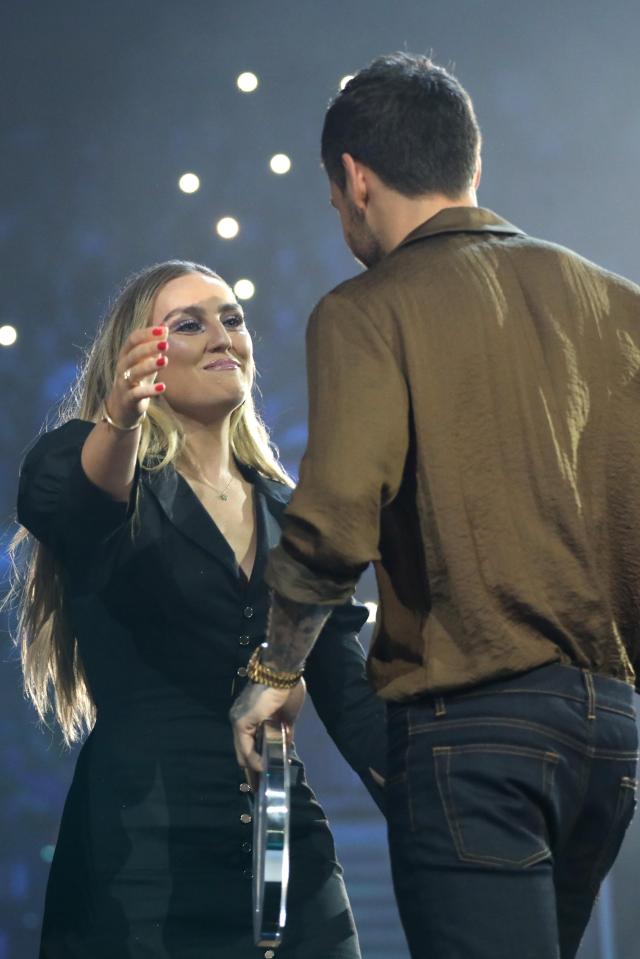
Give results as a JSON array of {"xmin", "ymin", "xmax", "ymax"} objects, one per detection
[{"xmin": 265, "ymin": 292, "xmax": 409, "ymax": 604}]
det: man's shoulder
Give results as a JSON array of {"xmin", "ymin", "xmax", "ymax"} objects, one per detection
[
  {"xmin": 518, "ymin": 235, "xmax": 640, "ymax": 299},
  {"xmin": 312, "ymin": 259, "xmax": 404, "ymax": 320},
  {"xmin": 312, "ymin": 230, "xmax": 640, "ymax": 322}
]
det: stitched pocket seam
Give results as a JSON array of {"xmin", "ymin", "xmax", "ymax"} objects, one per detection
[
  {"xmin": 433, "ymin": 744, "xmax": 557, "ymax": 868},
  {"xmin": 410, "ymin": 715, "xmax": 637, "ymax": 761}
]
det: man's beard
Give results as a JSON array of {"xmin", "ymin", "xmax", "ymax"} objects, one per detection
[{"xmin": 345, "ymin": 202, "xmax": 385, "ymax": 269}]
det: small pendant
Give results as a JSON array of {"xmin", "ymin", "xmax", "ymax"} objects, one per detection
[{"xmin": 219, "ymin": 493, "xmax": 228, "ymax": 501}]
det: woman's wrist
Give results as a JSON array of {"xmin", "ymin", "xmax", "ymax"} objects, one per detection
[{"xmin": 101, "ymin": 400, "xmax": 146, "ymax": 432}]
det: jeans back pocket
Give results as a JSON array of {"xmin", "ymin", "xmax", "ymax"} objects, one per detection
[{"xmin": 433, "ymin": 743, "xmax": 559, "ymax": 868}]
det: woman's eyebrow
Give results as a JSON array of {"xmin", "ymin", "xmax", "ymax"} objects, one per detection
[
  {"xmin": 162, "ymin": 303, "xmax": 244, "ymax": 323},
  {"xmin": 219, "ymin": 302, "xmax": 245, "ymax": 316},
  {"xmin": 162, "ymin": 304, "xmax": 208, "ymax": 323}
]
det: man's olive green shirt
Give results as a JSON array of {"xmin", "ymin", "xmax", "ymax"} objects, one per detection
[{"xmin": 266, "ymin": 207, "xmax": 640, "ymax": 700}]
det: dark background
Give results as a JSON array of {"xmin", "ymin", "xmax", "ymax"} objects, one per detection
[{"xmin": 1, "ymin": 2, "xmax": 639, "ymax": 957}]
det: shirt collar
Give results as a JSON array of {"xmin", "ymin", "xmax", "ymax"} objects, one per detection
[
  {"xmin": 397, "ymin": 206, "xmax": 524, "ymax": 251},
  {"xmin": 145, "ymin": 461, "xmax": 287, "ymax": 581}
]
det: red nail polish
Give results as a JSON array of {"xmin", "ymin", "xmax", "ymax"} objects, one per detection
[
  {"xmin": 157, "ymin": 341, "xmax": 167, "ymax": 351},
  {"xmin": 156, "ymin": 356, "xmax": 167, "ymax": 367},
  {"xmin": 152, "ymin": 327, "xmax": 164, "ymax": 336},
  {"xmin": 155, "ymin": 383, "xmax": 166, "ymax": 393}
]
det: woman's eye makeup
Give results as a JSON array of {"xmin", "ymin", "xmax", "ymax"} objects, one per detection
[
  {"xmin": 171, "ymin": 317, "xmax": 204, "ymax": 334},
  {"xmin": 223, "ymin": 314, "xmax": 245, "ymax": 328},
  {"xmin": 168, "ymin": 313, "xmax": 245, "ymax": 333}
]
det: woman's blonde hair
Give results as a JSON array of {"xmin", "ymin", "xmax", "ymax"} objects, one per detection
[{"xmin": 9, "ymin": 260, "xmax": 293, "ymax": 744}]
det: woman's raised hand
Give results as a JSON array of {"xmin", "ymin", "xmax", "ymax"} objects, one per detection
[{"xmin": 104, "ymin": 326, "xmax": 169, "ymax": 429}]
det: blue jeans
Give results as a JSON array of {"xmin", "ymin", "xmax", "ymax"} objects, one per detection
[{"xmin": 386, "ymin": 663, "xmax": 638, "ymax": 959}]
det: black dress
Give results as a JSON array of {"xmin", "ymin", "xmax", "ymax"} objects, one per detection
[{"xmin": 17, "ymin": 420, "xmax": 386, "ymax": 959}]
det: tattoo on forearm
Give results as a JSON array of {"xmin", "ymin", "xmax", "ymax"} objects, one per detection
[{"xmin": 263, "ymin": 594, "xmax": 332, "ymax": 673}]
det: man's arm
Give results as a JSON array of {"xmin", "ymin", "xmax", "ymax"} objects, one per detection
[
  {"xmin": 263, "ymin": 593, "xmax": 332, "ymax": 673},
  {"xmin": 229, "ymin": 594, "xmax": 331, "ymax": 772},
  {"xmin": 231, "ymin": 292, "xmax": 409, "ymax": 771}
]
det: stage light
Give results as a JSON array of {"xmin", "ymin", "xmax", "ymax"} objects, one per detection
[
  {"xmin": 216, "ymin": 217, "xmax": 239, "ymax": 240},
  {"xmin": 178, "ymin": 172, "xmax": 200, "ymax": 194},
  {"xmin": 237, "ymin": 72, "xmax": 259, "ymax": 93},
  {"xmin": 234, "ymin": 279, "xmax": 255, "ymax": 301},
  {"xmin": 339, "ymin": 75, "xmax": 355, "ymax": 90},
  {"xmin": 364, "ymin": 601, "xmax": 378, "ymax": 624},
  {"xmin": 0, "ymin": 324, "xmax": 17, "ymax": 346},
  {"xmin": 270, "ymin": 153, "xmax": 291, "ymax": 175}
]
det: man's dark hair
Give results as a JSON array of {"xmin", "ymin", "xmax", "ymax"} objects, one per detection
[{"xmin": 321, "ymin": 52, "xmax": 481, "ymax": 199}]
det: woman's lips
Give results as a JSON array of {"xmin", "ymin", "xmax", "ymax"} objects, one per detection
[{"xmin": 202, "ymin": 359, "xmax": 241, "ymax": 371}]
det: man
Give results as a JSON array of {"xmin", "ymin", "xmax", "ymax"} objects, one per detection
[{"xmin": 231, "ymin": 53, "xmax": 640, "ymax": 959}]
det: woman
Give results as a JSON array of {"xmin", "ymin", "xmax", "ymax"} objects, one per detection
[{"xmin": 13, "ymin": 260, "xmax": 386, "ymax": 959}]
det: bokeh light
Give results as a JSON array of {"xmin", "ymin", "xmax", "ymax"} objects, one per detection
[
  {"xmin": 234, "ymin": 279, "xmax": 255, "ymax": 301},
  {"xmin": 237, "ymin": 72, "xmax": 259, "ymax": 93},
  {"xmin": 270, "ymin": 153, "xmax": 292, "ymax": 175},
  {"xmin": 0, "ymin": 324, "xmax": 17, "ymax": 346},
  {"xmin": 215, "ymin": 217, "xmax": 239, "ymax": 240},
  {"xmin": 178, "ymin": 172, "xmax": 200, "ymax": 194}
]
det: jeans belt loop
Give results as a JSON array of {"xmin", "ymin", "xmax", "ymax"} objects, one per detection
[
  {"xmin": 582, "ymin": 669, "xmax": 597, "ymax": 720},
  {"xmin": 435, "ymin": 696, "xmax": 447, "ymax": 718}
]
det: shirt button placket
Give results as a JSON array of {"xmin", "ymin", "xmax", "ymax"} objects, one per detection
[{"xmin": 235, "ymin": 604, "xmax": 256, "ymax": 879}]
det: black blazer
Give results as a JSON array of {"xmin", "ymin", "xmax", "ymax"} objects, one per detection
[{"xmin": 17, "ymin": 419, "xmax": 386, "ymax": 810}]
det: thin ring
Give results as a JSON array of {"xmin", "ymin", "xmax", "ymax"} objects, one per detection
[{"xmin": 123, "ymin": 368, "xmax": 132, "ymax": 382}]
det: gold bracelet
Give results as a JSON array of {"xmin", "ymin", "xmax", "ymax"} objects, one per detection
[
  {"xmin": 101, "ymin": 403, "xmax": 146, "ymax": 432},
  {"xmin": 246, "ymin": 645, "xmax": 303, "ymax": 689}
]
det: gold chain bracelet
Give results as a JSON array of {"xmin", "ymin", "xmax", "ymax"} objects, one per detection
[
  {"xmin": 101, "ymin": 403, "xmax": 146, "ymax": 432},
  {"xmin": 246, "ymin": 644, "xmax": 303, "ymax": 689}
]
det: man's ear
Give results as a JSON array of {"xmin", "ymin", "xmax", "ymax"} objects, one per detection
[
  {"xmin": 342, "ymin": 153, "xmax": 369, "ymax": 211},
  {"xmin": 473, "ymin": 154, "xmax": 482, "ymax": 190}
]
